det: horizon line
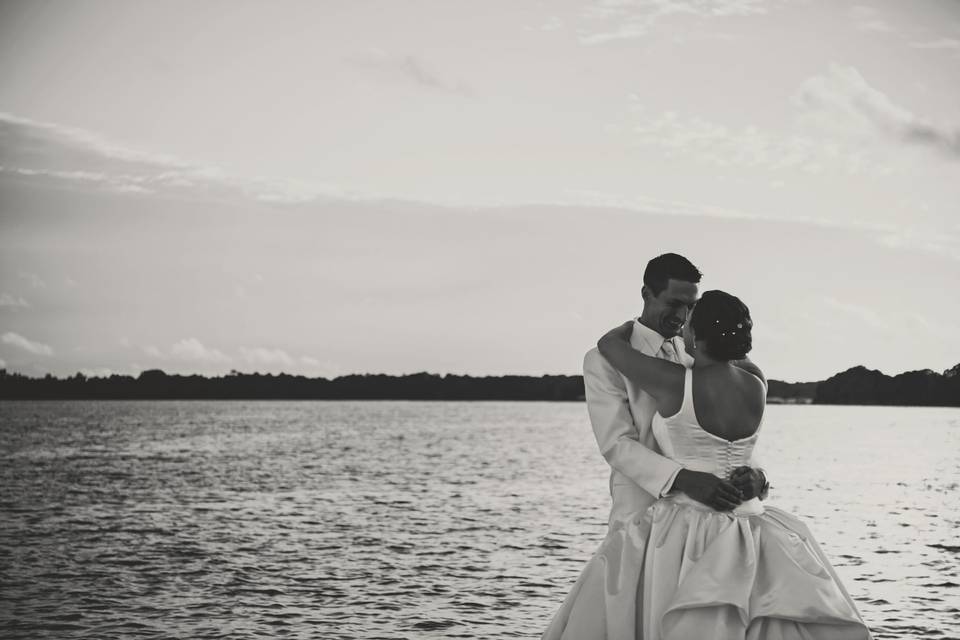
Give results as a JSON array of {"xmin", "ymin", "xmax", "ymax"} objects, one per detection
[{"xmin": 2, "ymin": 362, "xmax": 956, "ymax": 385}]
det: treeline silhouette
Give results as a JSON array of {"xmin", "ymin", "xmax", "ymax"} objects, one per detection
[
  {"xmin": 815, "ymin": 364, "xmax": 960, "ymax": 406},
  {"xmin": 0, "ymin": 369, "xmax": 585, "ymax": 401},
  {"xmin": 0, "ymin": 364, "xmax": 956, "ymax": 405}
]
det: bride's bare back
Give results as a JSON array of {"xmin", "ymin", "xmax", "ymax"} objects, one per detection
[{"xmin": 657, "ymin": 365, "xmax": 766, "ymax": 442}]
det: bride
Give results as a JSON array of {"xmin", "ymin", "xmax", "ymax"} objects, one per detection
[{"xmin": 543, "ymin": 290, "xmax": 872, "ymax": 640}]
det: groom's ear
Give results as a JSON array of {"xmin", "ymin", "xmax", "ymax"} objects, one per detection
[{"xmin": 641, "ymin": 285, "xmax": 651, "ymax": 302}]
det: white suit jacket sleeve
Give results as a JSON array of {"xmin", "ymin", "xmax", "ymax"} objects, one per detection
[{"xmin": 583, "ymin": 348, "xmax": 683, "ymax": 499}]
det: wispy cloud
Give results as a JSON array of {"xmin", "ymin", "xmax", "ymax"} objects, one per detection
[
  {"xmin": 0, "ymin": 112, "xmax": 189, "ymax": 169},
  {"xmin": 344, "ymin": 48, "xmax": 472, "ymax": 96},
  {"xmin": 79, "ymin": 367, "xmax": 114, "ymax": 378},
  {"xmin": 0, "ymin": 166, "xmax": 158, "ymax": 195},
  {"xmin": 623, "ymin": 63, "xmax": 960, "ymax": 173},
  {"xmin": 910, "ymin": 38, "xmax": 960, "ymax": 50},
  {"xmin": 1, "ymin": 332, "xmax": 54, "ymax": 356},
  {"xmin": 170, "ymin": 338, "xmax": 231, "ymax": 363},
  {"xmin": 849, "ymin": 5, "xmax": 894, "ymax": 34},
  {"xmin": 875, "ymin": 226, "xmax": 960, "ymax": 262},
  {"xmin": 527, "ymin": 16, "xmax": 564, "ymax": 32},
  {"xmin": 142, "ymin": 345, "xmax": 166, "ymax": 359},
  {"xmin": 0, "ymin": 113, "xmax": 359, "ymax": 205},
  {"xmin": 822, "ymin": 297, "xmax": 890, "ymax": 331},
  {"xmin": 298, "ymin": 356, "xmax": 342, "ymax": 378},
  {"xmin": 136, "ymin": 341, "xmax": 336, "ymax": 374},
  {"xmin": 794, "ymin": 64, "xmax": 960, "ymax": 157},
  {"xmin": 622, "ymin": 99, "xmax": 888, "ymax": 176},
  {"xmin": 239, "ymin": 346, "xmax": 295, "ymax": 368},
  {"xmin": 17, "ymin": 272, "xmax": 46, "ymax": 289},
  {"xmin": 0, "ymin": 293, "xmax": 30, "ymax": 308},
  {"xmin": 578, "ymin": 0, "xmax": 772, "ymax": 44}
]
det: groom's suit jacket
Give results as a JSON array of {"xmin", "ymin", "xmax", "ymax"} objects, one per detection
[{"xmin": 583, "ymin": 320, "xmax": 693, "ymax": 525}]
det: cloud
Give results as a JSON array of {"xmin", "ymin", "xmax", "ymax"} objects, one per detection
[
  {"xmin": 143, "ymin": 345, "xmax": 166, "ymax": 359},
  {"xmin": 0, "ymin": 166, "xmax": 157, "ymax": 195},
  {"xmin": 618, "ymin": 65, "xmax": 957, "ymax": 181},
  {"xmin": 875, "ymin": 226, "xmax": 960, "ymax": 262},
  {"xmin": 0, "ymin": 357, "xmax": 5, "ymax": 368},
  {"xmin": 910, "ymin": 38, "xmax": 960, "ymax": 50},
  {"xmin": 622, "ymin": 100, "xmax": 890, "ymax": 175},
  {"xmin": 17, "ymin": 272, "xmax": 46, "ymax": 289},
  {"xmin": 794, "ymin": 64, "xmax": 960, "ymax": 157},
  {"xmin": 0, "ymin": 112, "xmax": 189, "ymax": 168},
  {"xmin": 849, "ymin": 5, "xmax": 894, "ymax": 33},
  {"xmin": 0, "ymin": 113, "xmax": 358, "ymax": 205},
  {"xmin": 822, "ymin": 297, "xmax": 890, "ymax": 332},
  {"xmin": 344, "ymin": 48, "xmax": 472, "ymax": 95},
  {"xmin": 299, "ymin": 356, "xmax": 342, "ymax": 377},
  {"xmin": 170, "ymin": 338, "xmax": 230, "ymax": 363},
  {"xmin": 578, "ymin": 0, "xmax": 771, "ymax": 44},
  {"xmin": 1, "ymin": 332, "xmax": 54, "ymax": 356},
  {"xmin": 79, "ymin": 367, "xmax": 114, "ymax": 378},
  {"xmin": 235, "ymin": 348, "xmax": 342, "ymax": 375},
  {"xmin": 0, "ymin": 293, "xmax": 30, "ymax": 308},
  {"xmin": 239, "ymin": 346, "xmax": 295, "ymax": 368},
  {"xmin": 527, "ymin": 16, "xmax": 564, "ymax": 32}
]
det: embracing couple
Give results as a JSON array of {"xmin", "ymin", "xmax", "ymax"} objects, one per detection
[{"xmin": 542, "ymin": 254, "xmax": 872, "ymax": 640}]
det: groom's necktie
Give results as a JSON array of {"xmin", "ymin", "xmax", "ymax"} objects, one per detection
[{"xmin": 660, "ymin": 339, "xmax": 679, "ymax": 363}]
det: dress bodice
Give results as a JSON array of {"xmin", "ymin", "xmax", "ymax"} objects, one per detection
[{"xmin": 652, "ymin": 367, "xmax": 763, "ymax": 515}]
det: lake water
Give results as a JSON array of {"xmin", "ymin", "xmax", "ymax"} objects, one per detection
[{"xmin": 0, "ymin": 401, "xmax": 957, "ymax": 639}]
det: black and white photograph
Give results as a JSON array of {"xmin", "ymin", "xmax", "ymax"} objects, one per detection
[{"xmin": 1, "ymin": 1, "xmax": 958, "ymax": 638}]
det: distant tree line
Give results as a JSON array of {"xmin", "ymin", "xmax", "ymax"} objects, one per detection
[
  {"xmin": 0, "ymin": 369, "xmax": 586, "ymax": 401},
  {"xmin": 0, "ymin": 364, "xmax": 956, "ymax": 405},
  {"xmin": 766, "ymin": 379, "xmax": 818, "ymax": 404},
  {"xmin": 814, "ymin": 364, "xmax": 960, "ymax": 406}
]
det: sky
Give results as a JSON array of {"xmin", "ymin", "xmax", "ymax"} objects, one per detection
[{"xmin": 0, "ymin": 0, "xmax": 958, "ymax": 382}]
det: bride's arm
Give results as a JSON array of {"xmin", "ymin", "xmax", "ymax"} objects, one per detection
[
  {"xmin": 597, "ymin": 322, "xmax": 684, "ymax": 401},
  {"xmin": 729, "ymin": 357, "xmax": 769, "ymax": 500}
]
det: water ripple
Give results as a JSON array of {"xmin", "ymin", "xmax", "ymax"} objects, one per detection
[{"xmin": 0, "ymin": 401, "xmax": 958, "ymax": 639}]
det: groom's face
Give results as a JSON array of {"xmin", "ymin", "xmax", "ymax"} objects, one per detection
[{"xmin": 646, "ymin": 279, "xmax": 699, "ymax": 338}]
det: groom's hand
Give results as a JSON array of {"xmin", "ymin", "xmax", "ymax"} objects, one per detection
[
  {"xmin": 672, "ymin": 469, "xmax": 743, "ymax": 511},
  {"xmin": 729, "ymin": 466, "xmax": 766, "ymax": 500}
]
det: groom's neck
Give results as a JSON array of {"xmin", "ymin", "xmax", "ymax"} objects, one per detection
[{"xmin": 637, "ymin": 314, "xmax": 670, "ymax": 339}]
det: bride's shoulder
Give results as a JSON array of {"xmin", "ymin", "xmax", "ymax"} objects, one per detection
[{"xmin": 730, "ymin": 359, "xmax": 766, "ymax": 389}]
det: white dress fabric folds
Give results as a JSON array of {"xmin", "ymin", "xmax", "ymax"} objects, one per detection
[{"xmin": 543, "ymin": 369, "xmax": 872, "ymax": 640}]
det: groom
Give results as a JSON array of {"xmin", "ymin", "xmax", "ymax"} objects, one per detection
[{"xmin": 584, "ymin": 252, "xmax": 767, "ymax": 527}]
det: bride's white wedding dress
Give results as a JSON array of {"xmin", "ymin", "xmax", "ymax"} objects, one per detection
[{"xmin": 543, "ymin": 368, "xmax": 872, "ymax": 640}]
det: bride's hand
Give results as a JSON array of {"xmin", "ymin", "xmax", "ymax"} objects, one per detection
[
  {"xmin": 673, "ymin": 469, "xmax": 743, "ymax": 511},
  {"xmin": 729, "ymin": 466, "xmax": 766, "ymax": 500}
]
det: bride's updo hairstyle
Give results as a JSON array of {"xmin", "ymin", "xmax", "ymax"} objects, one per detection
[{"xmin": 689, "ymin": 290, "xmax": 753, "ymax": 361}]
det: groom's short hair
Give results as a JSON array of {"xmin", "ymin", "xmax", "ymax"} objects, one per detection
[{"xmin": 643, "ymin": 253, "xmax": 702, "ymax": 296}]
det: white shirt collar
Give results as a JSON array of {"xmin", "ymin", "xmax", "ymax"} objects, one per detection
[
  {"xmin": 631, "ymin": 318, "xmax": 671, "ymax": 354},
  {"xmin": 631, "ymin": 318, "xmax": 691, "ymax": 366}
]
